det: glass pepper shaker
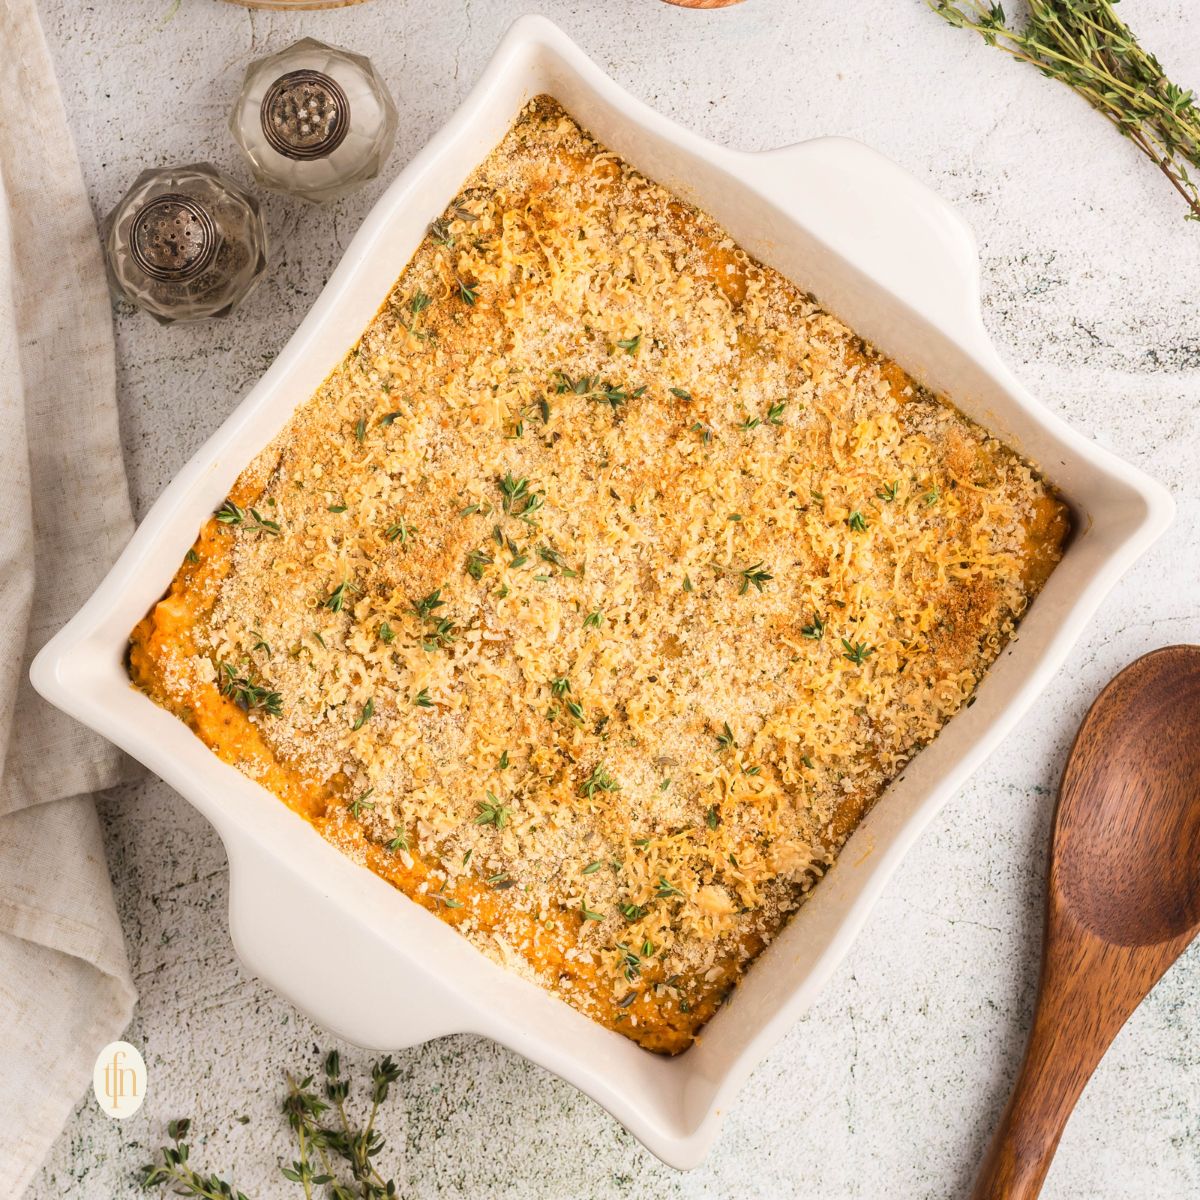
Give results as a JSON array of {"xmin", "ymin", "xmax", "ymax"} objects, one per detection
[
  {"xmin": 103, "ymin": 163, "xmax": 268, "ymax": 324},
  {"xmin": 230, "ymin": 38, "xmax": 398, "ymax": 204}
]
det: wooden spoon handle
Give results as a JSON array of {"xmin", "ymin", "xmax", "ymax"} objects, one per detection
[
  {"xmin": 972, "ymin": 918, "xmax": 1173, "ymax": 1199},
  {"xmin": 971, "ymin": 1015, "xmax": 1102, "ymax": 1199}
]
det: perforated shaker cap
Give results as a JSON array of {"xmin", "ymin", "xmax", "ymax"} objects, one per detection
[
  {"xmin": 128, "ymin": 193, "xmax": 217, "ymax": 281},
  {"xmin": 260, "ymin": 69, "xmax": 351, "ymax": 161}
]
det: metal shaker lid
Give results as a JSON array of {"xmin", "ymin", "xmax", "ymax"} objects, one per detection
[
  {"xmin": 128, "ymin": 193, "xmax": 217, "ymax": 281},
  {"xmin": 260, "ymin": 69, "xmax": 351, "ymax": 161}
]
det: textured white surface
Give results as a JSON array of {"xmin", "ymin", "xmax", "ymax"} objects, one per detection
[{"xmin": 27, "ymin": 1, "xmax": 1200, "ymax": 1196}]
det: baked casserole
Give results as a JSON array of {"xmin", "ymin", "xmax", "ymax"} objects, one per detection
[{"xmin": 130, "ymin": 96, "xmax": 1068, "ymax": 1054}]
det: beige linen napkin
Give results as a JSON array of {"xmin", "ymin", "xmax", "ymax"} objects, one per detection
[{"xmin": 0, "ymin": 0, "xmax": 138, "ymax": 1192}]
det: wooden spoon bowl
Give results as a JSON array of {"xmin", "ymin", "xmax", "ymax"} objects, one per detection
[{"xmin": 973, "ymin": 645, "xmax": 1200, "ymax": 1199}]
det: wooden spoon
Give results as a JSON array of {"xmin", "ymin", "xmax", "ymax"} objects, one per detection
[
  {"xmin": 972, "ymin": 645, "xmax": 1200, "ymax": 1199},
  {"xmin": 661, "ymin": 0, "xmax": 747, "ymax": 8}
]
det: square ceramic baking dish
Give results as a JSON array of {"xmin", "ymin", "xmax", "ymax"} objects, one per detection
[{"xmin": 32, "ymin": 15, "xmax": 1172, "ymax": 1170}]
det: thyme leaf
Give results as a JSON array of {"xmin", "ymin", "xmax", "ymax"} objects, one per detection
[{"xmin": 351, "ymin": 698, "xmax": 374, "ymax": 731}]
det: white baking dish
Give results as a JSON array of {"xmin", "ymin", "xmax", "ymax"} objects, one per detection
[{"xmin": 31, "ymin": 15, "xmax": 1172, "ymax": 1169}]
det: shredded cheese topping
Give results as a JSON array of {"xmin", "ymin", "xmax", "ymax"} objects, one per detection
[{"xmin": 130, "ymin": 96, "xmax": 1068, "ymax": 1053}]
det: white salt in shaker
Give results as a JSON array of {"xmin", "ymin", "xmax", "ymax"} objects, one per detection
[{"xmin": 230, "ymin": 38, "xmax": 398, "ymax": 204}]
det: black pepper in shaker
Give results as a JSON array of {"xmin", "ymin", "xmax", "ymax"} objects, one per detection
[{"xmin": 103, "ymin": 163, "xmax": 267, "ymax": 324}]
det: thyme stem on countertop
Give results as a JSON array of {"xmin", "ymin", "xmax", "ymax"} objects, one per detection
[
  {"xmin": 143, "ymin": 1054, "xmax": 405, "ymax": 1200},
  {"xmin": 141, "ymin": 1118, "xmax": 251, "ymax": 1200},
  {"xmin": 928, "ymin": 0, "xmax": 1200, "ymax": 221}
]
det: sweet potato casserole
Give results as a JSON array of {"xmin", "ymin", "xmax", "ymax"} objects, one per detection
[{"xmin": 130, "ymin": 96, "xmax": 1068, "ymax": 1053}]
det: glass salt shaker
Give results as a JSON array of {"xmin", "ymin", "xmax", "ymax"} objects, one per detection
[
  {"xmin": 230, "ymin": 38, "xmax": 398, "ymax": 204},
  {"xmin": 103, "ymin": 163, "xmax": 268, "ymax": 324}
]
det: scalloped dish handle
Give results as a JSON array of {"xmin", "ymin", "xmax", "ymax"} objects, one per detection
[
  {"xmin": 224, "ymin": 832, "xmax": 470, "ymax": 1050},
  {"xmin": 745, "ymin": 136, "xmax": 995, "ymax": 363}
]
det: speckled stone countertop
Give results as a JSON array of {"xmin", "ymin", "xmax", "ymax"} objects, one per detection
[{"xmin": 28, "ymin": 1, "xmax": 1200, "ymax": 1196}]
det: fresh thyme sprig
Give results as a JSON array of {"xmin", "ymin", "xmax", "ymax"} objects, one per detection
[
  {"xmin": 739, "ymin": 399, "xmax": 787, "ymax": 431},
  {"xmin": 537, "ymin": 543, "xmax": 579, "ymax": 577},
  {"xmin": 579, "ymin": 762, "xmax": 620, "ymax": 799},
  {"xmin": 322, "ymin": 580, "xmax": 360, "ymax": 613},
  {"xmin": 464, "ymin": 548, "xmax": 492, "ymax": 580},
  {"xmin": 218, "ymin": 663, "xmax": 282, "ymax": 717},
  {"xmin": 708, "ymin": 559, "xmax": 775, "ymax": 595},
  {"xmin": 141, "ymin": 1119, "xmax": 251, "ymax": 1200},
  {"xmin": 281, "ymin": 1075, "xmax": 332, "ymax": 1200},
  {"xmin": 399, "ymin": 290, "xmax": 430, "ymax": 343},
  {"xmin": 800, "ymin": 613, "xmax": 826, "ymax": 640},
  {"xmin": 476, "ymin": 792, "xmax": 512, "ymax": 829},
  {"xmin": 216, "ymin": 500, "xmax": 280, "ymax": 536},
  {"xmin": 421, "ymin": 617, "xmax": 457, "ymax": 652},
  {"xmin": 616, "ymin": 941, "xmax": 650, "ymax": 980},
  {"xmin": 383, "ymin": 516, "xmax": 414, "ymax": 546},
  {"xmin": 412, "ymin": 589, "xmax": 444, "ymax": 622},
  {"xmin": 842, "ymin": 638, "xmax": 875, "ymax": 666},
  {"xmin": 554, "ymin": 370, "xmax": 646, "ymax": 410},
  {"xmin": 348, "ymin": 789, "xmax": 374, "ymax": 819},
  {"xmin": 319, "ymin": 1051, "xmax": 402, "ymax": 1198},
  {"xmin": 428, "ymin": 203, "xmax": 478, "ymax": 247},
  {"xmin": 142, "ymin": 1053, "xmax": 409, "ymax": 1200},
  {"xmin": 497, "ymin": 472, "xmax": 544, "ymax": 523},
  {"xmin": 430, "ymin": 883, "xmax": 463, "ymax": 909},
  {"xmin": 739, "ymin": 562, "xmax": 773, "ymax": 594},
  {"xmin": 928, "ymin": 0, "xmax": 1200, "ymax": 221}
]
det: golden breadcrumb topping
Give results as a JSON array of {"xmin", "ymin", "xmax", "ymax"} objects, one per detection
[{"xmin": 130, "ymin": 96, "xmax": 1068, "ymax": 1053}]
